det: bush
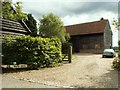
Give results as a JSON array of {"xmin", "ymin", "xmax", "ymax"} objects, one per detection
[
  {"xmin": 118, "ymin": 51, "xmax": 120, "ymax": 59},
  {"xmin": 118, "ymin": 41, "xmax": 120, "ymax": 51},
  {"xmin": 2, "ymin": 36, "xmax": 16, "ymax": 65},
  {"xmin": 2, "ymin": 36, "xmax": 62, "ymax": 69},
  {"xmin": 113, "ymin": 41, "xmax": 120, "ymax": 70},
  {"xmin": 113, "ymin": 58, "xmax": 120, "ymax": 70}
]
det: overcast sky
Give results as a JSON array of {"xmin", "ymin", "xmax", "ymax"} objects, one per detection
[{"xmin": 12, "ymin": 0, "xmax": 119, "ymax": 46}]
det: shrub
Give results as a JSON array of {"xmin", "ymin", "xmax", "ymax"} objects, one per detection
[
  {"xmin": 118, "ymin": 51, "xmax": 120, "ymax": 59},
  {"xmin": 119, "ymin": 41, "xmax": 120, "ymax": 48},
  {"xmin": 2, "ymin": 36, "xmax": 16, "ymax": 65},
  {"xmin": 113, "ymin": 41, "xmax": 120, "ymax": 70},
  {"xmin": 113, "ymin": 58, "xmax": 120, "ymax": 70},
  {"xmin": 2, "ymin": 36, "xmax": 62, "ymax": 69}
]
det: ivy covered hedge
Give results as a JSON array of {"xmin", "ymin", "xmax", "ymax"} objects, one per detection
[
  {"xmin": 2, "ymin": 36, "xmax": 62, "ymax": 69},
  {"xmin": 113, "ymin": 41, "xmax": 120, "ymax": 70}
]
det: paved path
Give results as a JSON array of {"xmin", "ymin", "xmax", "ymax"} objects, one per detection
[{"xmin": 2, "ymin": 54, "xmax": 118, "ymax": 88}]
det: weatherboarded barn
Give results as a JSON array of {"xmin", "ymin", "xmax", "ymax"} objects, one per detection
[
  {"xmin": 0, "ymin": 18, "xmax": 31, "ymax": 38},
  {"xmin": 65, "ymin": 19, "xmax": 112, "ymax": 54}
]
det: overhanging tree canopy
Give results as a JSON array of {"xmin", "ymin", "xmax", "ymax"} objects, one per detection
[
  {"xmin": 2, "ymin": 1, "xmax": 28, "ymax": 21},
  {"xmin": 2, "ymin": 1, "xmax": 38, "ymax": 36}
]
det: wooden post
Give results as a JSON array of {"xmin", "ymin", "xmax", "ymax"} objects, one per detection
[{"xmin": 68, "ymin": 45, "xmax": 72, "ymax": 63}]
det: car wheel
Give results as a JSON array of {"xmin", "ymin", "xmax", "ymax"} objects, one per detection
[
  {"xmin": 112, "ymin": 55, "xmax": 114, "ymax": 58},
  {"xmin": 102, "ymin": 55, "xmax": 105, "ymax": 58}
]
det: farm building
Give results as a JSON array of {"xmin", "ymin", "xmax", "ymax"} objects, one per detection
[
  {"xmin": 0, "ymin": 18, "xmax": 31, "ymax": 38},
  {"xmin": 65, "ymin": 19, "xmax": 112, "ymax": 54}
]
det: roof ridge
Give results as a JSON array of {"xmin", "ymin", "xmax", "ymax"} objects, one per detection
[{"xmin": 65, "ymin": 19, "xmax": 108, "ymax": 27}]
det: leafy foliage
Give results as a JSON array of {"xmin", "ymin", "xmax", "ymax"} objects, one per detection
[
  {"xmin": 2, "ymin": 2, "xmax": 14, "ymax": 20},
  {"xmin": 112, "ymin": 18, "xmax": 120, "ymax": 70},
  {"xmin": 25, "ymin": 14, "xmax": 37, "ymax": 36},
  {"xmin": 38, "ymin": 13, "xmax": 70, "ymax": 43},
  {"xmin": 2, "ymin": 36, "xmax": 16, "ymax": 65},
  {"xmin": 113, "ymin": 41, "xmax": 120, "ymax": 70},
  {"xmin": 113, "ymin": 58, "xmax": 120, "ymax": 70},
  {"xmin": 2, "ymin": 1, "xmax": 28, "ymax": 21},
  {"xmin": 112, "ymin": 18, "xmax": 120, "ymax": 30},
  {"xmin": 119, "ymin": 41, "xmax": 120, "ymax": 49},
  {"xmin": 2, "ymin": 1, "xmax": 38, "ymax": 36},
  {"xmin": 2, "ymin": 36, "xmax": 62, "ymax": 69}
]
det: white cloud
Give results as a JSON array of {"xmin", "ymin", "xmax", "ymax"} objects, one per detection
[{"xmin": 62, "ymin": 14, "xmax": 90, "ymax": 26}]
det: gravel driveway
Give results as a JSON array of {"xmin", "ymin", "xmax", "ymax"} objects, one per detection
[{"xmin": 2, "ymin": 54, "xmax": 118, "ymax": 88}]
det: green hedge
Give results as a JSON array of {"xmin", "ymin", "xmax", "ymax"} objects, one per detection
[
  {"xmin": 2, "ymin": 36, "xmax": 62, "ymax": 69},
  {"xmin": 113, "ymin": 58, "xmax": 120, "ymax": 70}
]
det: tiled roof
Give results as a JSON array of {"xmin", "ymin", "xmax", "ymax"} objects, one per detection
[
  {"xmin": 1, "ymin": 18, "xmax": 31, "ymax": 34},
  {"xmin": 65, "ymin": 19, "xmax": 108, "ymax": 36}
]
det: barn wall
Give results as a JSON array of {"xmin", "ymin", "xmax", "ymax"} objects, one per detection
[
  {"xmin": 104, "ymin": 21, "xmax": 112, "ymax": 49},
  {"xmin": 70, "ymin": 33, "xmax": 104, "ymax": 53}
]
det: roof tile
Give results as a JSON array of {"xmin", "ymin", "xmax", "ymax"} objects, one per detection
[{"xmin": 65, "ymin": 19, "xmax": 108, "ymax": 36}]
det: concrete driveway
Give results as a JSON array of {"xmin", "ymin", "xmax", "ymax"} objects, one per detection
[{"xmin": 2, "ymin": 54, "xmax": 118, "ymax": 88}]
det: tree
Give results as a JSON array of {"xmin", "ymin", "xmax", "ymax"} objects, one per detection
[
  {"xmin": 112, "ymin": 18, "xmax": 120, "ymax": 30},
  {"xmin": 2, "ymin": 1, "xmax": 27, "ymax": 21},
  {"xmin": 14, "ymin": 2, "xmax": 28, "ymax": 21},
  {"xmin": 2, "ymin": 2, "xmax": 15, "ymax": 20},
  {"xmin": 25, "ymin": 14, "xmax": 37, "ymax": 36},
  {"xmin": 2, "ymin": 1, "xmax": 38, "ymax": 37},
  {"xmin": 38, "ymin": 13, "xmax": 70, "ymax": 43}
]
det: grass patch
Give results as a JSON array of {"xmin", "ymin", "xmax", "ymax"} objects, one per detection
[
  {"xmin": 62, "ymin": 54, "xmax": 76, "ymax": 60},
  {"xmin": 72, "ymin": 55, "xmax": 77, "ymax": 60}
]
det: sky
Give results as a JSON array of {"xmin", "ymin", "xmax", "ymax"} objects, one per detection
[{"xmin": 12, "ymin": 0, "xmax": 119, "ymax": 46}]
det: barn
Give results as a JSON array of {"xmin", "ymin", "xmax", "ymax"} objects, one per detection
[
  {"xmin": 0, "ymin": 18, "xmax": 31, "ymax": 38},
  {"xmin": 65, "ymin": 19, "xmax": 112, "ymax": 54}
]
